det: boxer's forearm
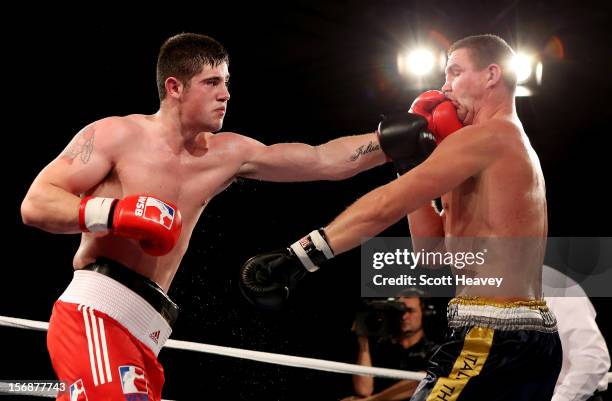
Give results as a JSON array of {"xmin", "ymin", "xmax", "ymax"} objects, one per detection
[
  {"xmin": 325, "ymin": 170, "xmax": 437, "ymax": 254},
  {"xmin": 315, "ymin": 132, "xmax": 387, "ymax": 179},
  {"xmin": 21, "ymin": 182, "xmax": 82, "ymax": 234},
  {"xmin": 407, "ymin": 203, "xmax": 445, "ymax": 254},
  {"xmin": 324, "ymin": 188, "xmax": 396, "ymax": 254},
  {"xmin": 238, "ymin": 132, "xmax": 386, "ymax": 182},
  {"xmin": 407, "ymin": 201, "xmax": 444, "ymax": 237}
]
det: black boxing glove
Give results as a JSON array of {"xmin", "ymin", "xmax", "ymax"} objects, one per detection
[
  {"xmin": 377, "ymin": 113, "xmax": 437, "ymax": 175},
  {"xmin": 239, "ymin": 229, "xmax": 333, "ymax": 310}
]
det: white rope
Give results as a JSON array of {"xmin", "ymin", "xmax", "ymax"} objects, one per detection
[
  {"xmin": 0, "ymin": 315, "xmax": 423, "ymax": 381},
  {"xmin": 0, "ymin": 315, "xmax": 48, "ymax": 331},
  {"xmin": 165, "ymin": 338, "xmax": 423, "ymax": 380},
  {"xmin": 2, "ymin": 315, "xmax": 611, "ymax": 385}
]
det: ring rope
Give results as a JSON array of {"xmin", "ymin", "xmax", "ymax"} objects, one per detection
[
  {"xmin": 0, "ymin": 315, "xmax": 424, "ymax": 380},
  {"xmin": 2, "ymin": 314, "xmax": 610, "ymax": 385}
]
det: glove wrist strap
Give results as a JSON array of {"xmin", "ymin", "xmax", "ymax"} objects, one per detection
[
  {"xmin": 79, "ymin": 196, "xmax": 118, "ymax": 232},
  {"xmin": 289, "ymin": 229, "xmax": 334, "ymax": 272}
]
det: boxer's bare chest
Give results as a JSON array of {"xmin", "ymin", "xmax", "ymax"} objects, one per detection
[{"xmin": 94, "ymin": 132, "xmax": 241, "ymax": 222}]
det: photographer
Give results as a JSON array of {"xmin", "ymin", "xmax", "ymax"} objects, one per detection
[{"xmin": 342, "ymin": 294, "xmax": 439, "ymax": 401}]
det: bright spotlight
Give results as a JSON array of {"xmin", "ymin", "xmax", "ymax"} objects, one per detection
[
  {"xmin": 404, "ymin": 49, "xmax": 435, "ymax": 76},
  {"xmin": 515, "ymin": 85, "xmax": 533, "ymax": 97},
  {"xmin": 535, "ymin": 62, "xmax": 543, "ymax": 86},
  {"xmin": 511, "ymin": 53, "xmax": 533, "ymax": 84},
  {"xmin": 397, "ymin": 46, "xmax": 445, "ymax": 89}
]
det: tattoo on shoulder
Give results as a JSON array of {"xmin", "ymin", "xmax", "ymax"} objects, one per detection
[
  {"xmin": 349, "ymin": 141, "xmax": 381, "ymax": 161},
  {"xmin": 60, "ymin": 127, "xmax": 95, "ymax": 164}
]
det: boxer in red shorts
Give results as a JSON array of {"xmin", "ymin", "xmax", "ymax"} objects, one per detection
[{"xmin": 21, "ymin": 33, "xmax": 426, "ymax": 400}]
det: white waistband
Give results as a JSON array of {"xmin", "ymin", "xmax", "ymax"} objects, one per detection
[
  {"xmin": 448, "ymin": 302, "xmax": 558, "ymax": 332},
  {"xmin": 59, "ymin": 270, "xmax": 171, "ymax": 356}
]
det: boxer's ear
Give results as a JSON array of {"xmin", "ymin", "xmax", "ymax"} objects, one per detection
[
  {"xmin": 164, "ymin": 77, "xmax": 183, "ymax": 99},
  {"xmin": 485, "ymin": 64, "xmax": 502, "ymax": 88}
]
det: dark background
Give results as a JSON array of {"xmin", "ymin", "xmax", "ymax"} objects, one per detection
[{"xmin": 4, "ymin": 1, "xmax": 611, "ymax": 400}]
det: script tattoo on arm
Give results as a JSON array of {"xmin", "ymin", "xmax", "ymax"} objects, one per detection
[{"xmin": 349, "ymin": 141, "xmax": 381, "ymax": 161}]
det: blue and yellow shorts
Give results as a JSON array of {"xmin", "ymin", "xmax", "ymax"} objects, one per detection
[{"xmin": 411, "ymin": 297, "xmax": 562, "ymax": 401}]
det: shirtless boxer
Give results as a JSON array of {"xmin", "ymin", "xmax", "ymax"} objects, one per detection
[
  {"xmin": 241, "ymin": 34, "xmax": 562, "ymax": 400},
  {"xmin": 20, "ymin": 33, "xmax": 429, "ymax": 401}
]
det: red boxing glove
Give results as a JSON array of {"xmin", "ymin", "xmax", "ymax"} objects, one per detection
[
  {"xmin": 410, "ymin": 90, "xmax": 447, "ymax": 117},
  {"xmin": 79, "ymin": 195, "xmax": 183, "ymax": 256},
  {"xmin": 431, "ymin": 101, "xmax": 464, "ymax": 142},
  {"xmin": 410, "ymin": 90, "xmax": 463, "ymax": 143}
]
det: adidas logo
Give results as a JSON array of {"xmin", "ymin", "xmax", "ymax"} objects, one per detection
[{"xmin": 149, "ymin": 330, "xmax": 160, "ymax": 344}]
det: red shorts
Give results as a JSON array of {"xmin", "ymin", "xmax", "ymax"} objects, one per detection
[
  {"xmin": 48, "ymin": 300, "xmax": 164, "ymax": 401},
  {"xmin": 47, "ymin": 269, "xmax": 174, "ymax": 401}
]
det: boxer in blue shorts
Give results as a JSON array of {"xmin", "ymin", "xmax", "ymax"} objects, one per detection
[{"xmin": 242, "ymin": 34, "xmax": 562, "ymax": 400}]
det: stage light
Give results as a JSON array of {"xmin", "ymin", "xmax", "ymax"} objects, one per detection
[
  {"xmin": 535, "ymin": 61, "xmax": 543, "ymax": 86},
  {"xmin": 511, "ymin": 53, "xmax": 534, "ymax": 84},
  {"xmin": 399, "ymin": 48, "xmax": 436, "ymax": 76}
]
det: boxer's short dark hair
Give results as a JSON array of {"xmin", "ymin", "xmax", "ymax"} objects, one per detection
[
  {"xmin": 157, "ymin": 33, "xmax": 229, "ymax": 100},
  {"xmin": 449, "ymin": 34, "xmax": 517, "ymax": 90}
]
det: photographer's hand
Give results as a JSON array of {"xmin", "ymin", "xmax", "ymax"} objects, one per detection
[{"xmin": 352, "ymin": 320, "xmax": 374, "ymax": 397}]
